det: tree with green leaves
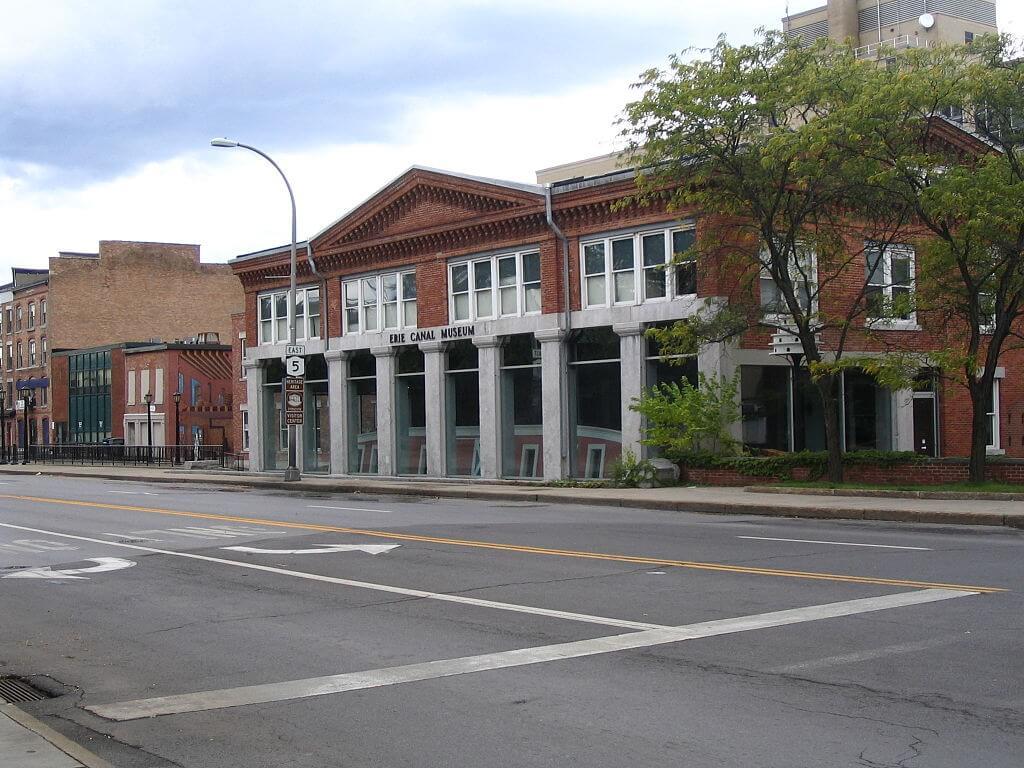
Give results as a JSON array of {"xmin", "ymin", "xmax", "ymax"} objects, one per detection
[
  {"xmin": 847, "ymin": 35, "xmax": 1024, "ymax": 482},
  {"xmin": 621, "ymin": 30, "xmax": 921, "ymax": 482}
]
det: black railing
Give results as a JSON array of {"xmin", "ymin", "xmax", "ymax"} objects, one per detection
[
  {"xmin": 14, "ymin": 444, "xmax": 225, "ymax": 467},
  {"xmin": 222, "ymin": 452, "xmax": 250, "ymax": 472}
]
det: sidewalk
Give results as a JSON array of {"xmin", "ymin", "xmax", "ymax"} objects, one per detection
[
  {"xmin": 2, "ymin": 463, "xmax": 1022, "ymax": 528},
  {"xmin": 0, "ymin": 704, "xmax": 109, "ymax": 768}
]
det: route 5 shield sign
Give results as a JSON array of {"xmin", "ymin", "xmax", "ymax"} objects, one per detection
[{"xmin": 286, "ymin": 355, "xmax": 305, "ymax": 377}]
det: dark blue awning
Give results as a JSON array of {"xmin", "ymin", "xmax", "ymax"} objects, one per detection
[{"xmin": 16, "ymin": 378, "xmax": 49, "ymax": 390}]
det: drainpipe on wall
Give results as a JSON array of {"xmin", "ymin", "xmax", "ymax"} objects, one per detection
[{"xmin": 545, "ymin": 185, "xmax": 572, "ymax": 475}]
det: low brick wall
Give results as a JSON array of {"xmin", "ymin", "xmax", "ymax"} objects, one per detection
[{"xmin": 682, "ymin": 459, "xmax": 1024, "ymax": 486}]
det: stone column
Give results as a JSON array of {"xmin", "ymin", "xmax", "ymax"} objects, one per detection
[
  {"xmin": 243, "ymin": 360, "xmax": 264, "ymax": 472},
  {"xmin": 420, "ymin": 340, "xmax": 446, "ymax": 477},
  {"xmin": 325, "ymin": 349, "xmax": 348, "ymax": 475},
  {"xmin": 699, "ymin": 340, "xmax": 742, "ymax": 444},
  {"xmin": 473, "ymin": 335, "xmax": 501, "ymax": 479},
  {"xmin": 614, "ymin": 323, "xmax": 645, "ymax": 460},
  {"xmin": 893, "ymin": 388, "xmax": 915, "ymax": 452},
  {"xmin": 371, "ymin": 346, "xmax": 397, "ymax": 476},
  {"xmin": 535, "ymin": 328, "xmax": 567, "ymax": 480}
]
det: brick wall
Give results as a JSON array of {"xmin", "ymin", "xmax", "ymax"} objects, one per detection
[{"xmin": 49, "ymin": 241, "xmax": 243, "ymax": 350}]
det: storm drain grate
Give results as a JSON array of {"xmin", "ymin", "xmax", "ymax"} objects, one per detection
[{"xmin": 0, "ymin": 677, "xmax": 52, "ymax": 704}]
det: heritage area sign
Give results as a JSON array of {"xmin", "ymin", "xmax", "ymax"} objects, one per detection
[
  {"xmin": 284, "ymin": 377, "xmax": 304, "ymax": 425},
  {"xmin": 387, "ymin": 324, "xmax": 475, "ymax": 346}
]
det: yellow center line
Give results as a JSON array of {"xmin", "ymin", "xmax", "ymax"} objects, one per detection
[{"xmin": 0, "ymin": 493, "xmax": 1006, "ymax": 593}]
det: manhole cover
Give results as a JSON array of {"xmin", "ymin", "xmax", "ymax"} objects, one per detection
[{"xmin": 0, "ymin": 677, "xmax": 52, "ymax": 704}]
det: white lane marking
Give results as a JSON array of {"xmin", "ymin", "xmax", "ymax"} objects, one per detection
[
  {"xmin": 222, "ymin": 544, "xmax": 400, "ymax": 555},
  {"xmin": 107, "ymin": 491, "xmax": 160, "ymax": 496},
  {"xmin": 737, "ymin": 536, "xmax": 931, "ymax": 551},
  {"xmin": 308, "ymin": 505, "xmax": 392, "ymax": 513},
  {"xmin": 3, "ymin": 557, "xmax": 136, "ymax": 580},
  {"xmin": 0, "ymin": 539, "xmax": 79, "ymax": 553},
  {"xmin": 772, "ymin": 634, "xmax": 970, "ymax": 673},
  {"xmin": 0, "ymin": 522, "xmax": 663, "ymax": 631},
  {"xmin": 87, "ymin": 588, "xmax": 974, "ymax": 721}
]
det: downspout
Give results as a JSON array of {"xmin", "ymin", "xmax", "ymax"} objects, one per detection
[{"xmin": 545, "ymin": 185, "xmax": 571, "ymax": 476}]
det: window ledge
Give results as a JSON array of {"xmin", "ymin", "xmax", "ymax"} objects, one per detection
[
  {"xmin": 866, "ymin": 319, "xmax": 921, "ymax": 331},
  {"xmin": 986, "ymin": 447, "xmax": 1005, "ymax": 456}
]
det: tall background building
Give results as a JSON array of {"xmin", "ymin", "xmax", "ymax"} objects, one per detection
[{"xmin": 783, "ymin": 0, "xmax": 998, "ymax": 56}]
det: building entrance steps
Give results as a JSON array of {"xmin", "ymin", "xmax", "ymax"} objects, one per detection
[{"xmin": 1, "ymin": 463, "xmax": 1023, "ymax": 529}]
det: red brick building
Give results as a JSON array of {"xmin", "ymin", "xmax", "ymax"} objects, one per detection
[
  {"xmin": 230, "ymin": 149, "xmax": 1022, "ymax": 479},
  {"xmin": 0, "ymin": 269, "xmax": 51, "ymax": 453}
]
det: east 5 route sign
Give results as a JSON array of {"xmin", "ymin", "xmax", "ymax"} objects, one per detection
[{"xmin": 285, "ymin": 377, "xmax": 304, "ymax": 425}]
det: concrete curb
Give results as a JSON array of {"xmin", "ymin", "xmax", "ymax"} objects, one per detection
[
  {"xmin": 2, "ymin": 465, "xmax": 1022, "ymax": 530},
  {"xmin": 747, "ymin": 485, "xmax": 1024, "ymax": 502},
  {"xmin": 1, "ymin": 704, "xmax": 112, "ymax": 768}
]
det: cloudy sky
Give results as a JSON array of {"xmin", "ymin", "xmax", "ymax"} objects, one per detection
[{"xmin": 2, "ymin": 1, "xmax": 1021, "ymax": 277}]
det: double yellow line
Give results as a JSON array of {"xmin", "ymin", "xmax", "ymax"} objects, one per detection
[{"xmin": 0, "ymin": 493, "xmax": 1006, "ymax": 593}]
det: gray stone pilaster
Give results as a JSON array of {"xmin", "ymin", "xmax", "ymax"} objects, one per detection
[
  {"xmin": 243, "ymin": 360, "xmax": 263, "ymax": 473},
  {"xmin": 473, "ymin": 335, "xmax": 502, "ymax": 479},
  {"xmin": 614, "ymin": 322, "xmax": 645, "ymax": 460},
  {"xmin": 420, "ymin": 340, "xmax": 446, "ymax": 477},
  {"xmin": 371, "ymin": 346, "xmax": 397, "ymax": 476},
  {"xmin": 535, "ymin": 327, "xmax": 567, "ymax": 480},
  {"xmin": 894, "ymin": 388, "xmax": 915, "ymax": 452},
  {"xmin": 700, "ymin": 340, "xmax": 742, "ymax": 444},
  {"xmin": 325, "ymin": 349, "xmax": 348, "ymax": 475}
]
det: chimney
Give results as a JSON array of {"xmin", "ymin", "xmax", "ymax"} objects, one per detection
[{"xmin": 827, "ymin": 0, "xmax": 859, "ymax": 43}]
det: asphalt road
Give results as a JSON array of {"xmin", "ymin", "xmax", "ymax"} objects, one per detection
[{"xmin": 1, "ymin": 474, "xmax": 1022, "ymax": 768}]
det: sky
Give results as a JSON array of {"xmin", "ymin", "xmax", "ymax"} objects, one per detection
[{"xmin": 1, "ymin": 1, "xmax": 1022, "ymax": 277}]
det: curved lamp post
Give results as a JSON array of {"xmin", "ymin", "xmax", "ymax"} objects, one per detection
[{"xmin": 211, "ymin": 138, "xmax": 300, "ymax": 481}]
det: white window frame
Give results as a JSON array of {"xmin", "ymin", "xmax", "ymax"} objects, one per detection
[
  {"xmin": 241, "ymin": 408, "xmax": 250, "ymax": 451},
  {"xmin": 580, "ymin": 225, "xmax": 697, "ymax": 309},
  {"xmin": 865, "ymin": 242, "xmax": 918, "ymax": 328},
  {"xmin": 987, "ymin": 378, "xmax": 1001, "ymax": 452},
  {"xmin": 759, "ymin": 243, "xmax": 819, "ymax": 324},
  {"xmin": 342, "ymin": 270, "xmax": 417, "ymax": 335},
  {"xmin": 239, "ymin": 334, "xmax": 247, "ymax": 380},
  {"xmin": 257, "ymin": 286, "xmax": 322, "ymax": 345},
  {"xmin": 448, "ymin": 250, "xmax": 541, "ymax": 324}
]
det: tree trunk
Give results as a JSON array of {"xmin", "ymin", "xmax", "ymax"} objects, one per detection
[
  {"xmin": 968, "ymin": 376, "xmax": 991, "ymax": 484},
  {"xmin": 818, "ymin": 373, "xmax": 844, "ymax": 484}
]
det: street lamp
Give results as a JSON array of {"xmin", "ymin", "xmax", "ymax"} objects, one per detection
[
  {"xmin": 173, "ymin": 390, "xmax": 182, "ymax": 465},
  {"xmin": 144, "ymin": 392, "xmax": 153, "ymax": 464},
  {"xmin": 211, "ymin": 137, "xmax": 300, "ymax": 481},
  {"xmin": 0, "ymin": 387, "xmax": 6, "ymax": 465}
]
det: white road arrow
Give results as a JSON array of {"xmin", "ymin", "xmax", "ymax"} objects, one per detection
[
  {"xmin": 3, "ymin": 557, "xmax": 137, "ymax": 580},
  {"xmin": 220, "ymin": 544, "xmax": 401, "ymax": 556}
]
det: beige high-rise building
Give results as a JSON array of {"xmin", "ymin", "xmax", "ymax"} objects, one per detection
[{"xmin": 783, "ymin": 0, "xmax": 998, "ymax": 58}]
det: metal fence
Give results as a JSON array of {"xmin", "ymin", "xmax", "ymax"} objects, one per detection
[{"xmin": 2, "ymin": 443, "xmax": 225, "ymax": 467}]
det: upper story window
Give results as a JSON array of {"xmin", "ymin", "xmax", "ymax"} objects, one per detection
[
  {"xmin": 41, "ymin": 337, "xmax": 47, "ymax": 365},
  {"xmin": 4, "ymin": 307, "xmax": 10, "ymax": 334},
  {"xmin": 344, "ymin": 270, "xmax": 417, "ymax": 335},
  {"xmin": 450, "ymin": 250, "xmax": 541, "ymax": 323},
  {"xmin": 16, "ymin": 341, "xmax": 23, "ymax": 369},
  {"xmin": 581, "ymin": 226, "xmax": 695, "ymax": 309},
  {"xmin": 239, "ymin": 336, "xmax": 247, "ymax": 379},
  {"xmin": 15, "ymin": 306, "xmax": 22, "ymax": 332},
  {"xmin": 865, "ymin": 242, "xmax": 915, "ymax": 322},
  {"xmin": 27, "ymin": 302, "xmax": 35, "ymax": 329},
  {"xmin": 40, "ymin": 300, "xmax": 46, "ymax": 326},
  {"xmin": 760, "ymin": 244, "xmax": 817, "ymax": 316},
  {"xmin": 258, "ymin": 286, "xmax": 321, "ymax": 345},
  {"xmin": 28, "ymin": 339, "xmax": 36, "ymax": 367}
]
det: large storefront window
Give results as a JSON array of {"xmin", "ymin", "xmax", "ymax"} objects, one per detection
[
  {"xmin": 501, "ymin": 334, "xmax": 543, "ymax": 478},
  {"xmin": 843, "ymin": 369, "xmax": 892, "ymax": 451},
  {"xmin": 261, "ymin": 360, "xmax": 287, "ymax": 470},
  {"xmin": 396, "ymin": 346, "xmax": 426, "ymax": 474},
  {"xmin": 302, "ymin": 355, "xmax": 329, "ymax": 473},
  {"xmin": 645, "ymin": 325, "xmax": 698, "ymax": 390},
  {"xmin": 347, "ymin": 352, "xmax": 378, "ymax": 473},
  {"xmin": 741, "ymin": 365, "xmax": 824, "ymax": 452},
  {"xmin": 445, "ymin": 341, "xmax": 480, "ymax": 476},
  {"xmin": 569, "ymin": 327, "xmax": 622, "ymax": 478},
  {"xmin": 68, "ymin": 350, "xmax": 112, "ymax": 443}
]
